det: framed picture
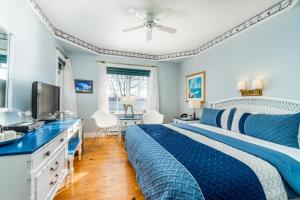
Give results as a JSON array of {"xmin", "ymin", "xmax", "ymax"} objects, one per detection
[
  {"xmin": 186, "ymin": 71, "xmax": 205, "ymax": 102},
  {"xmin": 74, "ymin": 79, "xmax": 93, "ymax": 94}
]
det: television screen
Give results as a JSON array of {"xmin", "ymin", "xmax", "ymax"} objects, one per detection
[
  {"xmin": 32, "ymin": 82, "xmax": 60, "ymax": 120},
  {"xmin": 75, "ymin": 79, "xmax": 93, "ymax": 94}
]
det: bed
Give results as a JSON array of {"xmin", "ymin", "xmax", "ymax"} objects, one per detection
[{"xmin": 125, "ymin": 97, "xmax": 300, "ymax": 200}]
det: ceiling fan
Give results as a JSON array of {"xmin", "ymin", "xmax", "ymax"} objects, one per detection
[{"xmin": 123, "ymin": 8, "xmax": 177, "ymax": 41}]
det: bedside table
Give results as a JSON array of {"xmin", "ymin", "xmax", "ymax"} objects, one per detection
[
  {"xmin": 173, "ymin": 117, "xmax": 199, "ymax": 124},
  {"xmin": 119, "ymin": 116, "xmax": 142, "ymax": 135}
]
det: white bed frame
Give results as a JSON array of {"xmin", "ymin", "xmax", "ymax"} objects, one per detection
[{"xmin": 209, "ymin": 96, "xmax": 300, "ymax": 115}]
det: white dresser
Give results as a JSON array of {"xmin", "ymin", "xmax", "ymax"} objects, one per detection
[{"xmin": 0, "ymin": 119, "xmax": 82, "ymax": 200}]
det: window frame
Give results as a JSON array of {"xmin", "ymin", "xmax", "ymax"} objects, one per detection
[
  {"xmin": 106, "ymin": 64, "xmax": 150, "ymax": 114},
  {"xmin": 0, "ymin": 24, "xmax": 15, "ymax": 111}
]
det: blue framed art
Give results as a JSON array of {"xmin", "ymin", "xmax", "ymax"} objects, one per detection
[
  {"xmin": 74, "ymin": 79, "xmax": 93, "ymax": 94},
  {"xmin": 186, "ymin": 71, "xmax": 205, "ymax": 102}
]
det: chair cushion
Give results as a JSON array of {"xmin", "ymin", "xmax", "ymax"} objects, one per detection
[
  {"xmin": 68, "ymin": 137, "xmax": 80, "ymax": 155},
  {"xmin": 244, "ymin": 112, "xmax": 300, "ymax": 148},
  {"xmin": 200, "ymin": 108, "xmax": 224, "ymax": 128}
]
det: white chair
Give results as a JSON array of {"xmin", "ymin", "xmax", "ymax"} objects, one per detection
[
  {"xmin": 91, "ymin": 111, "xmax": 121, "ymax": 141},
  {"xmin": 143, "ymin": 111, "xmax": 164, "ymax": 124}
]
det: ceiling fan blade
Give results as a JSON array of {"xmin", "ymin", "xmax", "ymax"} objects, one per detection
[
  {"xmin": 156, "ymin": 25, "xmax": 177, "ymax": 34},
  {"xmin": 146, "ymin": 28, "xmax": 152, "ymax": 41},
  {"xmin": 128, "ymin": 8, "xmax": 146, "ymax": 20},
  {"xmin": 122, "ymin": 25, "xmax": 144, "ymax": 32}
]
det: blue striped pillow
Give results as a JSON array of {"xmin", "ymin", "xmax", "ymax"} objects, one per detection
[
  {"xmin": 244, "ymin": 113, "xmax": 300, "ymax": 148},
  {"xmin": 200, "ymin": 108, "xmax": 224, "ymax": 128},
  {"xmin": 231, "ymin": 110, "xmax": 252, "ymax": 133},
  {"xmin": 220, "ymin": 108, "xmax": 237, "ymax": 130}
]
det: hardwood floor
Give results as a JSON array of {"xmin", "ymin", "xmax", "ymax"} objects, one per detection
[{"xmin": 55, "ymin": 137, "xmax": 144, "ymax": 200}]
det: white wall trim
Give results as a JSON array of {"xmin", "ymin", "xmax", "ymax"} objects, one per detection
[
  {"xmin": 83, "ymin": 131, "xmax": 120, "ymax": 138},
  {"xmin": 83, "ymin": 132, "xmax": 98, "ymax": 138},
  {"xmin": 27, "ymin": 0, "xmax": 299, "ymax": 61}
]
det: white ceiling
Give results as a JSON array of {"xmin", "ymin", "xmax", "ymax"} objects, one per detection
[{"xmin": 36, "ymin": 0, "xmax": 281, "ymax": 55}]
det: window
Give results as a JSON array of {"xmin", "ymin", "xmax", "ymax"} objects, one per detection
[
  {"xmin": 0, "ymin": 31, "xmax": 9, "ymax": 108},
  {"xmin": 107, "ymin": 74, "xmax": 148, "ymax": 114}
]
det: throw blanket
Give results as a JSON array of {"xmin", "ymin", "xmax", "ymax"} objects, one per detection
[
  {"xmin": 126, "ymin": 125, "xmax": 203, "ymax": 200},
  {"xmin": 126, "ymin": 124, "xmax": 289, "ymax": 200},
  {"xmin": 138, "ymin": 124, "xmax": 265, "ymax": 200},
  {"xmin": 173, "ymin": 123, "xmax": 300, "ymax": 195}
]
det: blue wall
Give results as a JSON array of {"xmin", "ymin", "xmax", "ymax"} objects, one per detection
[
  {"xmin": 69, "ymin": 53, "xmax": 180, "ymax": 133},
  {"xmin": 2, "ymin": 0, "xmax": 299, "ymax": 129},
  {"xmin": 0, "ymin": 0, "xmax": 58, "ymax": 111},
  {"xmin": 179, "ymin": 5, "xmax": 300, "ymax": 114}
]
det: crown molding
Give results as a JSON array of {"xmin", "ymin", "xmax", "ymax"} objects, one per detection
[{"xmin": 28, "ymin": 0, "xmax": 297, "ymax": 61}]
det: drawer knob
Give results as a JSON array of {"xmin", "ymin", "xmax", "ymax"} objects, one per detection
[
  {"xmin": 50, "ymin": 174, "xmax": 59, "ymax": 186},
  {"xmin": 50, "ymin": 161, "xmax": 59, "ymax": 172},
  {"xmin": 60, "ymin": 138, "xmax": 64, "ymax": 142},
  {"xmin": 44, "ymin": 151, "xmax": 51, "ymax": 157}
]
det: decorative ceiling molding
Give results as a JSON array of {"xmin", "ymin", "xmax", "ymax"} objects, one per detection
[
  {"xmin": 54, "ymin": 29, "xmax": 157, "ymax": 60},
  {"xmin": 28, "ymin": 0, "xmax": 297, "ymax": 61}
]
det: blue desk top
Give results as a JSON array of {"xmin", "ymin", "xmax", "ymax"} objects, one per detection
[{"xmin": 0, "ymin": 119, "xmax": 81, "ymax": 157}]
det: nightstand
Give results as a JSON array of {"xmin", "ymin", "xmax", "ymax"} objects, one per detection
[
  {"xmin": 173, "ymin": 117, "xmax": 199, "ymax": 124},
  {"xmin": 119, "ymin": 116, "xmax": 142, "ymax": 135}
]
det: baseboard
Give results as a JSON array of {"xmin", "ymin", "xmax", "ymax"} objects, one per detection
[
  {"xmin": 83, "ymin": 132, "xmax": 98, "ymax": 138},
  {"xmin": 83, "ymin": 131, "xmax": 120, "ymax": 138}
]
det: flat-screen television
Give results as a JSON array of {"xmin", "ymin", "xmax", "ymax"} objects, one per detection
[{"xmin": 32, "ymin": 82, "xmax": 60, "ymax": 120}]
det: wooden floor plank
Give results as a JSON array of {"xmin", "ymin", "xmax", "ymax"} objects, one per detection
[{"xmin": 54, "ymin": 137, "xmax": 144, "ymax": 200}]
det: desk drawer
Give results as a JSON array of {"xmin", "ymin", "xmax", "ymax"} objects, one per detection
[
  {"xmin": 34, "ymin": 147, "xmax": 66, "ymax": 200},
  {"xmin": 120, "ymin": 120, "xmax": 141, "ymax": 126},
  {"xmin": 32, "ymin": 132, "xmax": 67, "ymax": 170}
]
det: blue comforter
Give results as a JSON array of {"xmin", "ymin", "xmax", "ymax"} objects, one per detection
[
  {"xmin": 126, "ymin": 124, "xmax": 273, "ymax": 200},
  {"xmin": 174, "ymin": 123, "xmax": 300, "ymax": 196}
]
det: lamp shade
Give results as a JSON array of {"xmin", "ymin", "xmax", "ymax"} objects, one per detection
[
  {"xmin": 188, "ymin": 100, "xmax": 202, "ymax": 109},
  {"xmin": 252, "ymin": 79, "xmax": 263, "ymax": 89},
  {"xmin": 237, "ymin": 81, "xmax": 247, "ymax": 90}
]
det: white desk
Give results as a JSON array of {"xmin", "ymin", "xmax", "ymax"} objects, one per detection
[{"xmin": 0, "ymin": 119, "xmax": 82, "ymax": 200}]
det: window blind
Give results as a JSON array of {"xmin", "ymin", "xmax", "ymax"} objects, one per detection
[
  {"xmin": 106, "ymin": 67, "xmax": 150, "ymax": 77},
  {"xmin": 0, "ymin": 54, "xmax": 7, "ymax": 64}
]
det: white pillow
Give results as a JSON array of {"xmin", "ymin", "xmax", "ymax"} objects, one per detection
[
  {"xmin": 221, "ymin": 108, "xmax": 236, "ymax": 130},
  {"xmin": 221, "ymin": 109, "xmax": 231, "ymax": 130},
  {"xmin": 231, "ymin": 110, "xmax": 246, "ymax": 133},
  {"xmin": 231, "ymin": 110, "xmax": 252, "ymax": 134}
]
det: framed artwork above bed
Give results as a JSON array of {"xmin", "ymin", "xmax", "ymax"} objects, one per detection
[{"xmin": 186, "ymin": 71, "xmax": 205, "ymax": 102}]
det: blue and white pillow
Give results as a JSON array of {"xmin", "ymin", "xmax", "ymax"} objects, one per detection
[
  {"xmin": 231, "ymin": 110, "xmax": 252, "ymax": 133},
  {"xmin": 220, "ymin": 108, "xmax": 236, "ymax": 130},
  {"xmin": 200, "ymin": 108, "xmax": 224, "ymax": 128},
  {"xmin": 244, "ymin": 112, "xmax": 300, "ymax": 148}
]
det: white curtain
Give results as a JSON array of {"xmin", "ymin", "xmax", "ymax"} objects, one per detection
[
  {"xmin": 147, "ymin": 67, "xmax": 159, "ymax": 112},
  {"xmin": 62, "ymin": 59, "xmax": 78, "ymax": 117},
  {"xmin": 97, "ymin": 63, "xmax": 109, "ymax": 112}
]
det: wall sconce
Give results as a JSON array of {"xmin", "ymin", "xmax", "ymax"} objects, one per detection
[{"xmin": 237, "ymin": 79, "xmax": 263, "ymax": 96}]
